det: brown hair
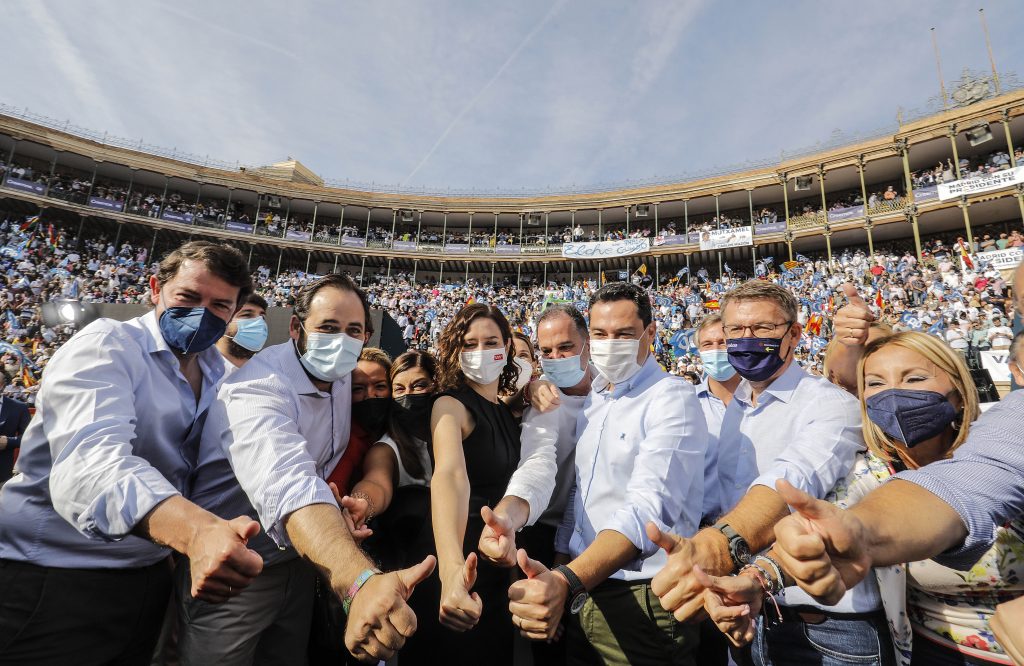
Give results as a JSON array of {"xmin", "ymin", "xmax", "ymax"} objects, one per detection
[
  {"xmin": 156, "ymin": 241, "xmax": 253, "ymax": 309},
  {"xmin": 856, "ymin": 331, "xmax": 979, "ymax": 462},
  {"xmin": 359, "ymin": 347, "xmax": 392, "ymax": 375},
  {"xmin": 512, "ymin": 331, "xmax": 536, "ymax": 362},
  {"xmin": 435, "ymin": 303, "xmax": 518, "ymax": 393},
  {"xmin": 695, "ymin": 314, "xmax": 723, "ymax": 346},
  {"xmin": 387, "ymin": 350, "xmax": 438, "ymax": 480},
  {"xmin": 721, "ymin": 280, "xmax": 798, "ymax": 323},
  {"xmin": 293, "ymin": 273, "xmax": 372, "ymax": 335}
]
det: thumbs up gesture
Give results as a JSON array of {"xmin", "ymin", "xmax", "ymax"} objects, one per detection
[
  {"xmin": 834, "ymin": 283, "xmax": 874, "ymax": 347},
  {"xmin": 772, "ymin": 480, "xmax": 871, "ymax": 606},
  {"xmin": 345, "ymin": 555, "xmax": 437, "ymax": 662},
  {"xmin": 478, "ymin": 505, "xmax": 518, "ymax": 567},
  {"xmin": 439, "ymin": 552, "xmax": 483, "ymax": 632},
  {"xmin": 647, "ymin": 522, "xmax": 717, "ymax": 622},
  {"xmin": 508, "ymin": 549, "xmax": 567, "ymax": 641}
]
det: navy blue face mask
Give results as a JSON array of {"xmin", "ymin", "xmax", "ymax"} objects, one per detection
[
  {"xmin": 726, "ymin": 335, "xmax": 788, "ymax": 382},
  {"xmin": 864, "ymin": 388, "xmax": 958, "ymax": 447},
  {"xmin": 159, "ymin": 305, "xmax": 228, "ymax": 355}
]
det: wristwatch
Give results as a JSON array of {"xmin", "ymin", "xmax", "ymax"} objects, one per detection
[
  {"xmin": 553, "ymin": 564, "xmax": 588, "ymax": 615},
  {"xmin": 712, "ymin": 521, "xmax": 752, "ymax": 571}
]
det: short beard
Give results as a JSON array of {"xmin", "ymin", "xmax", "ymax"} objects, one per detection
[{"xmin": 227, "ymin": 338, "xmax": 257, "ymax": 360}]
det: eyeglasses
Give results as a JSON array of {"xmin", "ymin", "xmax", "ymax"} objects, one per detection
[{"xmin": 723, "ymin": 321, "xmax": 793, "ymax": 338}]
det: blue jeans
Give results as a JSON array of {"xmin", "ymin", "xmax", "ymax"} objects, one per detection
[{"xmin": 752, "ymin": 609, "xmax": 896, "ymax": 666}]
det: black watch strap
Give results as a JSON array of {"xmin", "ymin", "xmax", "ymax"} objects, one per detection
[
  {"xmin": 712, "ymin": 521, "xmax": 751, "ymax": 571},
  {"xmin": 553, "ymin": 564, "xmax": 587, "ymax": 614}
]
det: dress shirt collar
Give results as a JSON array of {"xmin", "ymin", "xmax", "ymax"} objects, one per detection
[
  {"xmin": 696, "ymin": 377, "xmax": 714, "ymax": 398},
  {"xmin": 139, "ymin": 309, "xmax": 225, "ymax": 389},
  {"xmin": 734, "ymin": 360, "xmax": 804, "ymax": 406},
  {"xmin": 280, "ymin": 339, "xmax": 334, "ymax": 397}
]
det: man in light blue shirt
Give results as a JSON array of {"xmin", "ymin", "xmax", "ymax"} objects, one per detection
[
  {"xmin": 649, "ymin": 280, "xmax": 869, "ymax": 664},
  {"xmin": 693, "ymin": 313, "xmax": 741, "ymax": 522},
  {"xmin": 0, "ymin": 241, "xmax": 265, "ymax": 664},
  {"xmin": 508, "ymin": 283, "xmax": 708, "ymax": 665}
]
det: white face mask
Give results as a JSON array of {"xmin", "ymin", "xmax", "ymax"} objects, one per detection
[
  {"xmin": 513, "ymin": 356, "xmax": 534, "ymax": 391},
  {"xmin": 298, "ymin": 330, "xmax": 364, "ymax": 382},
  {"xmin": 461, "ymin": 348, "xmax": 508, "ymax": 385},
  {"xmin": 590, "ymin": 337, "xmax": 643, "ymax": 384}
]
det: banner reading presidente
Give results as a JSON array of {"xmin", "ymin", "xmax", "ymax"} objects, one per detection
[
  {"xmin": 561, "ymin": 237, "xmax": 650, "ymax": 259},
  {"xmin": 698, "ymin": 226, "xmax": 753, "ymax": 251},
  {"xmin": 938, "ymin": 165, "xmax": 1024, "ymax": 201}
]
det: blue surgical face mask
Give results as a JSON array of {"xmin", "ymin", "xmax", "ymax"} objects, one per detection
[
  {"xmin": 541, "ymin": 352, "xmax": 588, "ymax": 388},
  {"xmin": 297, "ymin": 326, "xmax": 364, "ymax": 382},
  {"xmin": 230, "ymin": 316, "xmax": 268, "ymax": 352},
  {"xmin": 699, "ymin": 349, "xmax": 737, "ymax": 381},
  {"xmin": 158, "ymin": 298, "xmax": 227, "ymax": 355},
  {"xmin": 865, "ymin": 388, "xmax": 958, "ymax": 447}
]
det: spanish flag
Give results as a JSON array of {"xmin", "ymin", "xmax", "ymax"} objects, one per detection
[
  {"xmin": 636, "ymin": 264, "xmax": 647, "ymax": 276},
  {"xmin": 806, "ymin": 313, "xmax": 823, "ymax": 336},
  {"xmin": 959, "ymin": 243, "xmax": 974, "ymax": 270},
  {"xmin": 705, "ymin": 300, "xmax": 720, "ymax": 310},
  {"xmin": 465, "ymin": 296, "xmax": 476, "ymax": 306},
  {"xmin": 875, "ymin": 292, "xmax": 884, "ymax": 310}
]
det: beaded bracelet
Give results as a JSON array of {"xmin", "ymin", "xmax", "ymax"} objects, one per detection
[
  {"xmin": 343, "ymin": 568, "xmax": 382, "ymax": 615},
  {"xmin": 350, "ymin": 490, "xmax": 376, "ymax": 522},
  {"xmin": 739, "ymin": 564, "xmax": 784, "ymax": 624},
  {"xmin": 754, "ymin": 555, "xmax": 785, "ymax": 595}
]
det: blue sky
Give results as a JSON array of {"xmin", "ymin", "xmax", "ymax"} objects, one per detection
[{"xmin": 2, "ymin": 1, "xmax": 1022, "ymax": 193}]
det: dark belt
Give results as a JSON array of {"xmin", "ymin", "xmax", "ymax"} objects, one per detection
[{"xmin": 777, "ymin": 604, "xmax": 886, "ymax": 626}]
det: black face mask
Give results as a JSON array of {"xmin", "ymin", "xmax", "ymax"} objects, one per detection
[
  {"xmin": 393, "ymin": 393, "xmax": 436, "ymax": 433},
  {"xmin": 351, "ymin": 397, "xmax": 391, "ymax": 434}
]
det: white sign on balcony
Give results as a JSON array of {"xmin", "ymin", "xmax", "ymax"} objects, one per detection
[
  {"xmin": 561, "ymin": 238, "xmax": 650, "ymax": 259},
  {"xmin": 938, "ymin": 166, "xmax": 1024, "ymax": 201},
  {"xmin": 698, "ymin": 227, "xmax": 753, "ymax": 251}
]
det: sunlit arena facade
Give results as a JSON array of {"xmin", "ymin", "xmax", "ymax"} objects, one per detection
[{"xmin": 1, "ymin": 85, "xmax": 1023, "ymax": 288}]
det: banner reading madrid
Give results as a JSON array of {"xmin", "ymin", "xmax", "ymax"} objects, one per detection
[
  {"xmin": 938, "ymin": 165, "xmax": 1024, "ymax": 201},
  {"xmin": 561, "ymin": 237, "xmax": 650, "ymax": 259}
]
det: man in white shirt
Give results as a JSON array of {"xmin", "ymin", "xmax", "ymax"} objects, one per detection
[
  {"xmin": 987, "ymin": 318, "xmax": 1014, "ymax": 350},
  {"xmin": 183, "ymin": 274, "xmax": 435, "ymax": 665},
  {"xmin": 649, "ymin": 281, "xmax": 864, "ymax": 659},
  {"xmin": 0, "ymin": 242, "xmax": 264, "ymax": 664},
  {"xmin": 508, "ymin": 283, "xmax": 709, "ymax": 665}
]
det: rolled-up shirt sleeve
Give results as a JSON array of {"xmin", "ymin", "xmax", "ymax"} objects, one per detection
[
  {"xmin": 751, "ymin": 389, "xmax": 862, "ymax": 500},
  {"xmin": 598, "ymin": 382, "xmax": 708, "ymax": 569},
  {"xmin": 219, "ymin": 378, "xmax": 336, "ymax": 547},
  {"xmin": 504, "ymin": 405, "xmax": 559, "ymax": 526},
  {"xmin": 897, "ymin": 391, "xmax": 1024, "ymax": 569},
  {"xmin": 46, "ymin": 331, "xmax": 179, "ymax": 540}
]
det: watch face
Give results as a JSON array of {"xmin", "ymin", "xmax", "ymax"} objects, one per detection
[
  {"xmin": 569, "ymin": 592, "xmax": 588, "ymax": 615},
  {"xmin": 735, "ymin": 541, "xmax": 752, "ymax": 565}
]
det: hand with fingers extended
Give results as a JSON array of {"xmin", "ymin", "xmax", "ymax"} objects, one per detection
[
  {"xmin": 477, "ymin": 505, "xmax": 518, "ymax": 567},
  {"xmin": 528, "ymin": 379, "xmax": 561, "ymax": 413},
  {"xmin": 187, "ymin": 515, "xmax": 265, "ymax": 603},
  {"xmin": 507, "ymin": 549, "xmax": 567, "ymax": 642},
  {"xmin": 834, "ymin": 283, "xmax": 874, "ymax": 347},
  {"xmin": 328, "ymin": 482, "xmax": 373, "ymax": 544},
  {"xmin": 344, "ymin": 555, "xmax": 437, "ymax": 663},
  {"xmin": 693, "ymin": 565, "xmax": 762, "ymax": 647},
  {"xmin": 439, "ymin": 552, "xmax": 484, "ymax": 632},
  {"xmin": 647, "ymin": 522, "xmax": 730, "ymax": 622},
  {"xmin": 772, "ymin": 480, "xmax": 871, "ymax": 606}
]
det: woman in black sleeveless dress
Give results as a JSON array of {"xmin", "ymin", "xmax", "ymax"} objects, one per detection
[{"xmin": 429, "ymin": 303, "xmax": 521, "ymax": 666}]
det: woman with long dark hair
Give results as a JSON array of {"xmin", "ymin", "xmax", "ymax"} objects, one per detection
[{"xmin": 430, "ymin": 303, "xmax": 521, "ymax": 665}]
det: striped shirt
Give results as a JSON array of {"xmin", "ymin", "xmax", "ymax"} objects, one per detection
[
  {"xmin": 191, "ymin": 340, "xmax": 352, "ymax": 565},
  {"xmin": 897, "ymin": 390, "xmax": 1024, "ymax": 570}
]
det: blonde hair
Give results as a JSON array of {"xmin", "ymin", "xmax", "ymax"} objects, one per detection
[
  {"xmin": 856, "ymin": 331, "xmax": 978, "ymax": 462},
  {"xmin": 358, "ymin": 347, "xmax": 392, "ymax": 374}
]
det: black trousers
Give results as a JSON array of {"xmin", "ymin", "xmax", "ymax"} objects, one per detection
[{"xmin": 0, "ymin": 557, "xmax": 172, "ymax": 666}]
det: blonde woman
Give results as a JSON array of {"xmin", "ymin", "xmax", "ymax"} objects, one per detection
[{"xmin": 701, "ymin": 332, "xmax": 1022, "ymax": 665}]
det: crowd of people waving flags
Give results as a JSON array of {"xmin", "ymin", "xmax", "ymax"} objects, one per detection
[{"xmin": 0, "ymin": 234, "xmax": 1021, "ymax": 665}]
